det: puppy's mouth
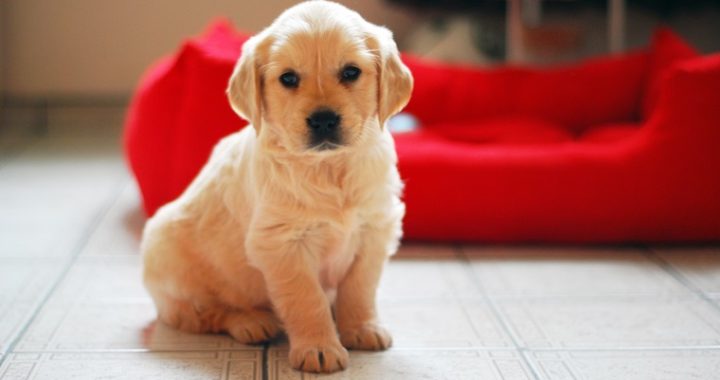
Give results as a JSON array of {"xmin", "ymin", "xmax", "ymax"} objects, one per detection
[{"xmin": 310, "ymin": 140, "xmax": 343, "ymax": 151}]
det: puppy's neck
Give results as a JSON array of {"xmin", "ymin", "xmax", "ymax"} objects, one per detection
[{"xmin": 252, "ymin": 125, "xmax": 396, "ymax": 208}]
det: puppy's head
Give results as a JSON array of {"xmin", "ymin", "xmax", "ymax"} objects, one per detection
[{"xmin": 227, "ymin": 1, "xmax": 413, "ymax": 154}]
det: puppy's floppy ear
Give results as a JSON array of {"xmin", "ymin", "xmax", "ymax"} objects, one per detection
[
  {"xmin": 366, "ymin": 25, "xmax": 414, "ymax": 126},
  {"xmin": 227, "ymin": 34, "xmax": 270, "ymax": 132}
]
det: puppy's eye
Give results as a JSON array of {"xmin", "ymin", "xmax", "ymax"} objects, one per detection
[
  {"xmin": 279, "ymin": 71, "xmax": 299, "ymax": 88},
  {"xmin": 340, "ymin": 65, "xmax": 361, "ymax": 83}
]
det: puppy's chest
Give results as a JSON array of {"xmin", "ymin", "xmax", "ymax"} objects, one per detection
[
  {"xmin": 316, "ymin": 208, "xmax": 367, "ymax": 295},
  {"xmin": 291, "ymin": 167, "xmax": 392, "ymax": 293}
]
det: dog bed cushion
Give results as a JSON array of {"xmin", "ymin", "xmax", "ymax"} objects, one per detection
[{"xmin": 125, "ymin": 21, "xmax": 720, "ymax": 242}]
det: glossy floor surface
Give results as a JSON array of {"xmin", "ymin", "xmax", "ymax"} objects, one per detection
[{"xmin": 1, "ymin": 111, "xmax": 719, "ymax": 379}]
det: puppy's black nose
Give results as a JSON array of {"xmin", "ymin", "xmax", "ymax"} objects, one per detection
[
  {"xmin": 306, "ymin": 110, "xmax": 342, "ymax": 149},
  {"xmin": 306, "ymin": 110, "xmax": 340, "ymax": 133}
]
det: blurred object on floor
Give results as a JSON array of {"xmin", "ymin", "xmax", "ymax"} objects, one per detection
[{"xmin": 392, "ymin": 0, "xmax": 720, "ymax": 65}]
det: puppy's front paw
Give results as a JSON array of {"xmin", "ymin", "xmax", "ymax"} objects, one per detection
[
  {"xmin": 289, "ymin": 341, "xmax": 349, "ymax": 373},
  {"xmin": 340, "ymin": 323, "xmax": 392, "ymax": 351}
]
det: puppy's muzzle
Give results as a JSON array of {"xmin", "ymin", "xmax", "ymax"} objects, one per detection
[{"xmin": 306, "ymin": 109, "xmax": 342, "ymax": 150}]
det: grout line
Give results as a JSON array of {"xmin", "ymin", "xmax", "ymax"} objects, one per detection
[
  {"xmin": 246, "ymin": 344, "xmax": 720, "ymax": 352},
  {"xmin": 455, "ymin": 244, "xmax": 542, "ymax": 380},
  {"xmin": 262, "ymin": 343, "xmax": 269, "ymax": 380},
  {"xmin": 3, "ymin": 348, "xmax": 268, "ymax": 354},
  {"xmin": 522, "ymin": 345, "xmax": 720, "ymax": 352},
  {"xmin": 0, "ymin": 176, "xmax": 128, "ymax": 369},
  {"xmin": 643, "ymin": 247, "xmax": 720, "ymax": 316},
  {"xmin": 459, "ymin": 244, "xmax": 720, "ymax": 378},
  {"xmin": 3, "ymin": 345, "xmax": 720, "ymax": 355}
]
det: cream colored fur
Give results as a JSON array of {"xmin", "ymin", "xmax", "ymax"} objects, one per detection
[{"xmin": 141, "ymin": 0, "xmax": 412, "ymax": 374}]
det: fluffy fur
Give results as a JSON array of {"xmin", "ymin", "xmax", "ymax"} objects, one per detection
[{"xmin": 141, "ymin": 0, "xmax": 412, "ymax": 373}]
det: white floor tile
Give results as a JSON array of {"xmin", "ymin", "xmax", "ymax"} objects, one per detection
[
  {"xmin": 379, "ymin": 299, "xmax": 512, "ymax": 348},
  {"xmin": 654, "ymin": 247, "xmax": 720, "ymax": 298},
  {"xmin": 0, "ymin": 138, "xmax": 127, "ymax": 258},
  {"xmin": 0, "ymin": 351, "xmax": 262, "ymax": 380},
  {"xmin": 12, "ymin": 257, "xmax": 252, "ymax": 352},
  {"xmin": 0, "ymin": 179, "xmax": 110, "ymax": 234},
  {"xmin": 0, "ymin": 138, "xmax": 124, "ymax": 184},
  {"xmin": 0, "ymin": 225, "xmax": 89, "ymax": 258},
  {"xmin": 379, "ymin": 257, "xmax": 479, "ymax": 300},
  {"xmin": 13, "ymin": 301, "xmax": 254, "ymax": 352},
  {"xmin": 497, "ymin": 296, "xmax": 720, "ymax": 349},
  {"xmin": 267, "ymin": 348, "xmax": 533, "ymax": 380},
  {"xmin": 528, "ymin": 350, "xmax": 720, "ymax": 380},
  {"xmin": 465, "ymin": 246, "xmax": 687, "ymax": 297},
  {"xmin": 80, "ymin": 184, "xmax": 145, "ymax": 256},
  {"xmin": 42, "ymin": 256, "xmax": 148, "ymax": 305},
  {"xmin": 0, "ymin": 259, "xmax": 65, "ymax": 353},
  {"xmin": 0, "ymin": 143, "xmax": 125, "ymax": 219}
]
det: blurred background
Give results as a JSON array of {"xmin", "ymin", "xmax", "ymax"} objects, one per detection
[{"xmin": 1, "ymin": 0, "xmax": 719, "ymax": 126}]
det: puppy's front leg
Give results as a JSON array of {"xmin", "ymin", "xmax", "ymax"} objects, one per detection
[
  {"xmin": 335, "ymin": 230, "xmax": 393, "ymax": 351},
  {"xmin": 247, "ymin": 223, "xmax": 348, "ymax": 373}
]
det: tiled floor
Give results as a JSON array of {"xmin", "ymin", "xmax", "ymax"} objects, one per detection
[{"xmin": 1, "ymin": 118, "xmax": 720, "ymax": 379}]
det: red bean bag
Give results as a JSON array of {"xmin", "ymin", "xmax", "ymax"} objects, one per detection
[{"xmin": 124, "ymin": 21, "xmax": 720, "ymax": 243}]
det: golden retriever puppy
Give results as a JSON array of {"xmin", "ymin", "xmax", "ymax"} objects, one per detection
[{"xmin": 141, "ymin": 0, "xmax": 412, "ymax": 373}]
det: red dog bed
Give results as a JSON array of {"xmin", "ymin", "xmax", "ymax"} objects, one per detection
[{"xmin": 124, "ymin": 21, "xmax": 720, "ymax": 242}]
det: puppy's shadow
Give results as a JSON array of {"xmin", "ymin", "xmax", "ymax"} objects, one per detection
[
  {"xmin": 122, "ymin": 195, "xmax": 146, "ymax": 253},
  {"xmin": 140, "ymin": 319, "xmax": 273, "ymax": 378},
  {"xmin": 140, "ymin": 319, "xmax": 287, "ymax": 348}
]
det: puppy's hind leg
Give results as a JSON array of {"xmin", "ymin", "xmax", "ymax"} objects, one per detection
[
  {"xmin": 151, "ymin": 293, "xmax": 224, "ymax": 335},
  {"xmin": 224, "ymin": 309, "xmax": 283, "ymax": 344},
  {"xmin": 153, "ymin": 294, "xmax": 282, "ymax": 344}
]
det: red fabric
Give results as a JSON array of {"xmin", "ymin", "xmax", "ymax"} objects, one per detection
[
  {"xmin": 403, "ymin": 50, "xmax": 648, "ymax": 133},
  {"xmin": 424, "ymin": 117, "xmax": 573, "ymax": 145},
  {"xmin": 580, "ymin": 123, "xmax": 640, "ymax": 144},
  {"xmin": 642, "ymin": 27, "xmax": 699, "ymax": 119},
  {"xmin": 124, "ymin": 21, "xmax": 248, "ymax": 214},
  {"xmin": 124, "ymin": 22, "xmax": 720, "ymax": 243}
]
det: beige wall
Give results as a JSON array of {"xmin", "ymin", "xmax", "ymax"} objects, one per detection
[
  {"xmin": 0, "ymin": 0, "xmax": 416, "ymax": 97},
  {"xmin": 0, "ymin": 1, "xmax": 6, "ymax": 95},
  {"xmin": 3, "ymin": 2, "xmax": 717, "ymax": 98}
]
